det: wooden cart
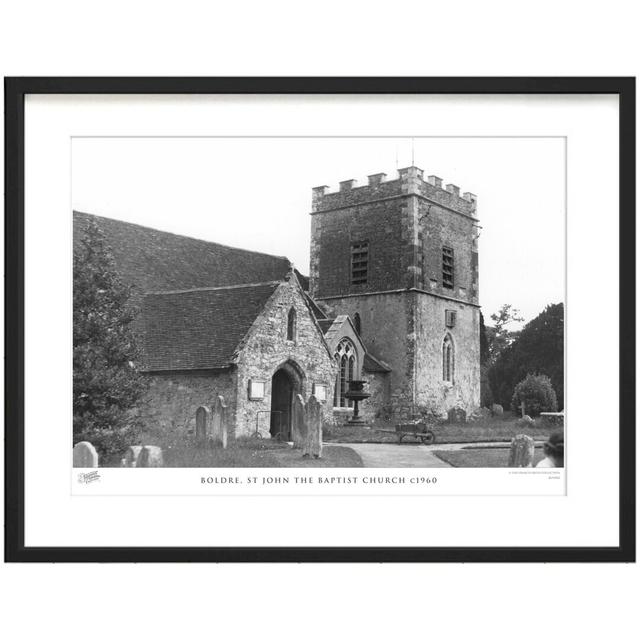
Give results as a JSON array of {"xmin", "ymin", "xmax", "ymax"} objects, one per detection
[{"xmin": 378, "ymin": 422, "xmax": 436, "ymax": 445}]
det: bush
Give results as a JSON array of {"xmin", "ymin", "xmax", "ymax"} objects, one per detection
[{"xmin": 510, "ymin": 374, "xmax": 558, "ymax": 417}]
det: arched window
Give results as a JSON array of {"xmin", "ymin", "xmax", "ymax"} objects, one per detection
[
  {"xmin": 333, "ymin": 338, "xmax": 357, "ymax": 408},
  {"xmin": 442, "ymin": 333, "xmax": 455, "ymax": 383},
  {"xmin": 287, "ymin": 307, "xmax": 296, "ymax": 341},
  {"xmin": 354, "ymin": 312, "xmax": 361, "ymax": 335}
]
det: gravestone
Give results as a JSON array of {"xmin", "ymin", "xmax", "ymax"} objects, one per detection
[
  {"xmin": 447, "ymin": 406, "xmax": 467, "ymax": 424},
  {"xmin": 303, "ymin": 394, "xmax": 323, "ymax": 459},
  {"xmin": 211, "ymin": 395, "xmax": 228, "ymax": 449},
  {"xmin": 491, "ymin": 403, "xmax": 504, "ymax": 416},
  {"xmin": 136, "ymin": 445, "xmax": 164, "ymax": 467},
  {"xmin": 122, "ymin": 445, "xmax": 143, "ymax": 467},
  {"xmin": 195, "ymin": 405, "xmax": 211, "ymax": 442},
  {"xmin": 291, "ymin": 393, "xmax": 307, "ymax": 449},
  {"xmin": 73, "ymin": 441, "xmax": 98, "ymax": 468},
  {"xmin": 508, "ymin": 434, "xmax": 535, "ymax": 467}
]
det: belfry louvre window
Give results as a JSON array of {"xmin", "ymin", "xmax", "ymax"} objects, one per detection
[
  {"xmin": 351, "ymin": 242, "xmax": 369, "ymax": 284},
  {"xmin": 442, "ymin": 246, "xmax": 454, "ymax": 289}
]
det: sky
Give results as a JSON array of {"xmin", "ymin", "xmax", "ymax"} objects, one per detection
[{"xmin": 72, "ymin": 136, "xmax": 565, "ymax": 326}]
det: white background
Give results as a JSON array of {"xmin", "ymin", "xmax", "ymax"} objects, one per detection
[
  {"xmin": 1, "ymin": 2, "xmax": 638, "ymax": 640},
  {"xmin": 28, "ymin": 93, "xmax": 601, "ymax": 546}
]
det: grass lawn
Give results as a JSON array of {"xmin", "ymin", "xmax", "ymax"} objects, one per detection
[
  {"xmin": 324, "ymin": 411, "xmax": 561, "ymax": 445},
  {"xmin": 102, "ymin": 437, "xmax": 363, "ymax": 468},
  {"xmin": 433, "ymin": 446, "xmax": 547, "ymax": 468}
]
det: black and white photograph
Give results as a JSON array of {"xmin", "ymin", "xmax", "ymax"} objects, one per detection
[
  {"xmin": 71, "ymin": 137, "xmax": 565, "ymax": 473},
  {"xmin": 5, "ymin": 77, "xmax": 632, "ymax": 562}
]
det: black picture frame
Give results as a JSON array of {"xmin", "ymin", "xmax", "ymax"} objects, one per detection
[{"xmin": 4, "ymin": 76, "xmax": 635, "ymax": 563}]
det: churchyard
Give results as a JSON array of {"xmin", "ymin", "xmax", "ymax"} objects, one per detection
[
  {"xmin": 74, "ymin": 403, "xmax": 562, "ymax": 469},
  {"xmin": 324, "ymin": 410, "xmax": 559, "ymax": 445},
  {"xmin": 95, "ymin": 438, "xmax": 363, "ymax": 468},
  {"xmin": 75, "ymin": 392, "xmax": 366, "ymax": 468},
  {"xmin": 432, "ymin": 445, "xmax": 546, "ymax": 468}
]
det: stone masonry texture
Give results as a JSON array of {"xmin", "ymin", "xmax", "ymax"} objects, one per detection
[
  {"xmin": 311, "ymin": 166, "xmax": 480, "ymax": 419},
  {"xmin": 233, "ymin": 278, "xmax": 336, "ymax": 437}
]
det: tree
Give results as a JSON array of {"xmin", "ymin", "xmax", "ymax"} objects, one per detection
[
  {"xmin": 73, "ymin": 219, "xmax": 147, "ymax": 446},
  {"xmin": 487, "ymin": 303, "xmax": 524, "ymax": 363},
  {"xmin": 479, "ymin": 312, "xmax": 493, "ymax": 407},
  {"xmin": 488, "ymin": 303, "xmax": 564, "ymax": 410},
  {"xmin": 479, "ymin": 311, "xmax": 490, "ymax": 366}
]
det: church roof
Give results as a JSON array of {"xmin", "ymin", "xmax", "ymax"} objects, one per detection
[
  {"xmin": 142, "ymin": 281, "xmax": 280, "ymax": 371},
  {"xmin": 73, "ymin": 211, "xmax": 293, "ymax": 297},
  {"xmin": 317, "ymin": 319, "xmax": 334, "ymax": 333},
  {"xmin": 363, "ymin": 352, "xmax": 392, "ymax": 373}
]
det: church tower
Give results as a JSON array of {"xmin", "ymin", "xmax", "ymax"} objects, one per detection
[{"xmin": 309, "ymin": 166, "xmax": 481, "ymax": 419}]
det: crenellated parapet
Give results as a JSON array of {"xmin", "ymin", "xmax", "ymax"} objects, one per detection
[{"xmin": 311, "ymin": 166, "xmax": 477, "ymax": 218}]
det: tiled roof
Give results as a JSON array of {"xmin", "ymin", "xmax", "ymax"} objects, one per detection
[
  {"xmin": 295, "ymin": 270, "xmax": 310, "ymax": 291},
  {"xmin": 73, "ymin": 211, "xmax": 293, "ymax": 297},
  {"xmin": 321, "ymin": 315, "xmax": 359, "ymax": 348},
  {"xmin": 363, "ymin": 352, "xmax": 392, "ymax": 373},
  {"xmin": 317, "ymin": 319, "xmax": 334, "ymax": 334},
  {"xmin": 142, "ymin": 282, "xmax": 280, "ymax": 371}
]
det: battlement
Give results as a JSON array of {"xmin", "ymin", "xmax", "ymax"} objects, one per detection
[{"xmin": 311, "ymin": 166, "xmax": 477, "ymax": 217}]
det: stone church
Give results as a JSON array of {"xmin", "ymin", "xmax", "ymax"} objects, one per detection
[{"xmin": 73, "ymin": 165, "xmax": 480, "ymax": 439}]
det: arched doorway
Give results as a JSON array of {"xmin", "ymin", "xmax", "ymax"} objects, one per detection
[{"xmin": 270, "ymin": 360, "xmax": 305, "ymax": 439}]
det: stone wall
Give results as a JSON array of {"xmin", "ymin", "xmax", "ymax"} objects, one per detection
[
  {"xmin": 234, "ymin": 278, "xmax": 337, "ymax": 437},
  {"xmin": 362, "ymin": 369, "xmax": 391, "ymax": 423},
  {"xmin": 310, "ymin": 194, "xmax": 407, "ymax": 298},
  {"xmin": 138, "ymin": 369, "xmax": 237, "ymax": 437},
  {"xmin": 310, "ymin": 166, "xmax": 478, "ymax": 303},
  {"xmin": 319, "ymin": 291, "xmax": 413, "ymax": 418},
  {"xmin": 414, "ymin": 294, "xmax": 481, "ymax": 417},
  {"xmin": 310, "ymin": 166, "xmax": 480, "ymax": 421},
  {"xmin": 419, "ymin": 199, "xmax": 479, "ymax": 304}
]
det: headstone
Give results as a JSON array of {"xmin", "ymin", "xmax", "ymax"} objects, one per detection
[
  {"xmin": 508, "ymin": 434, "xmax": 535, "ymax": 467},
  {"xmin": 136, "ymin": 445, "xmax": 164, "ymax": 467},
  {"xmin": 195, "ymin": 405, "xmax": 211, "ymax": 442},
  {"xmin": 303, "ymin": 395, "xmax": 323, "ymax": 459},
  {"xmin": 211, "ymin": 395, "xmax": 228, "ymax": 449},
  {"xmin": 517, "ymin": 415, "xmax": 535, "ymax": 428},
  {"xmin": 491, "ymin": 403, "xmax": 504, "ymax": 416},
  {"xmin": 447, "ymin": 406, "xmax": 467, "ymax": 424},
  {"xmin": 73, "ymin": 441, "xmax": 98, "ymax": 468},
  {"xmin": 291, "ymin": 393, "xmax": 307, "ymax": 448},
  {"xmin": 122, "ymin": 445, "xmax": 143, "ymax": 467}
]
